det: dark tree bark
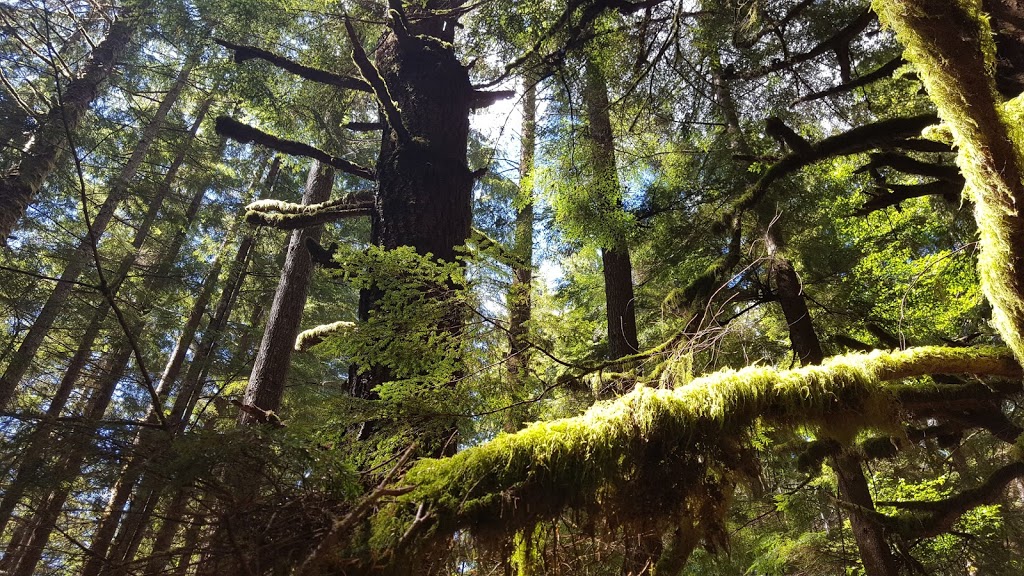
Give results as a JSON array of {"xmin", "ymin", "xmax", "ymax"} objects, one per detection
[
  {"xmin": 583, "ymin": 55, "xmax": 639, "ymax": 360},
  {"xmin": 239, "ymin": 161, "xmax": 334, "ymax": 424},
  {"xmin": 767, "ymin": 234, "xmax": 900, "ymax": 576},
  {"xmin": 0, "ymin": 12, "xmax": 135, "ymax": 243},
  {"xmin": 349, "ymin": 4, "xmax": 475, "ymax": 409}
]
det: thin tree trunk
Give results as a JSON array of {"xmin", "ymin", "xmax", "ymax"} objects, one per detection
[
  {"xmin": 0, "ymin": 94, "xmax": 210, "ymax": 539},
  {"xmin": 505, "ymin": 70, "xmax": 536, "ymax": 427},
  {"xmin": 239, "ymin": 160, "xmax": 333, "ymax": 424},
  {"xmin": 1, "ymin": 345, "xmax": 131, "ymax": 576},
  {"xmin": 0, "ymin": 11, "xmax": 136, "ymax": 242},
  {"xmin": 0, "ymin": 55, "xmax": 195, "ymax": 409},
  {"xmin": 95, "ymin": 163, "xmax": 277, "ymax": 572},
  {"xmin": 767, "ymin": 234, "xmax": 899, "ymax": 576},
  {"xmin": 582, "ymin": 55, "xmax": 639, "ymax": 361}
]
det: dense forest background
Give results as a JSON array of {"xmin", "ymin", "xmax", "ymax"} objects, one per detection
[{"xmin": 2, "ymin": 0, "xmax": 1024, "ymax": 574}]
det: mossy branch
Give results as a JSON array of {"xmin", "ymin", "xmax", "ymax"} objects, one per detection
[
  {"xmin": 245, "ymin": 193, "xmax": 374, "ymax": 230},
  {"xmin": 874, "ymin": 0, "xmax": 1024, "ymax": 363},
  {"xmin": 296, "ymin": 321, "xmax": 356, "ymax": 351},
  {"xmin": 379, "ymin": 346, "xmax": 1019, "ymax": 552},
  {"xmin": 886, "ymin": 461, "xmax": 1024, "ymax": 538},
  {"xmin": 214, "ymin": 116, "xmax": 375, "ymax": 181},
  {"xmin": 213, "ymin": 38, "xmax": 371, "ymax": 92},
  {"xmin": 343, "ymin": 15, "xmax": 412, "ymax": 144}
]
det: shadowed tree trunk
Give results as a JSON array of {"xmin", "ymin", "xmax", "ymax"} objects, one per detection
[
  {"xmin": 583, "ymin": 55, "xmax": 639, "ymax": 361},
  {"xmin": 346, "ymin": 4, "xmax": 475, "ymax": 458},
  {"xmin": 0, "ymin": 10, "xmax": 136, "ymax": 242},
  {"xmin": 766, "ymin": 230, "xmax": 900, "ymax": 576},
  {"xmin": 239, "ymin": 160, "xmax": 333, "ymax": 424}
]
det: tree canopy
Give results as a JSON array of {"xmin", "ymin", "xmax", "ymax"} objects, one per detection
[{"xmin": 2, "ymin": 0, "xmax": 1024, "ymax": 575}]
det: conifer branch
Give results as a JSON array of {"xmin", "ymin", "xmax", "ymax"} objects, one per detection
[{"xmin": 344, "ymin": 15, "xmax": 412, "ymax": 144}]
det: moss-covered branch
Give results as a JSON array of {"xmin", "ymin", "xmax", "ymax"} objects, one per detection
[
  {"xmin": 245, "ymin": 193, "xmax": 374, "ymax": 230},
  {"xmin": 874, "ymin": 0, "xmax": 1024, "ymax": 363},
  {"xmin": 344, "ymin": 15, "xmax": 411, "ymax": 144},
  {"xmin": 376, "ymin": 346, "xmax": 1019, "ymax": 553}
]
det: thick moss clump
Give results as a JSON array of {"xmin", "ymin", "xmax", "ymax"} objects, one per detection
[{"xmin": 376, "ymin": 346, "xmax": 1017, "ymax": 554}]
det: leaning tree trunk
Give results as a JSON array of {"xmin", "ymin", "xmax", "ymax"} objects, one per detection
[
  {"xmin": 582, "ymin": 55, "xmax": 639, "ymax": 361},
  {"xmin": 0, "ymin": 55, "xmax": 195, "ymax": 409},
  {"xmin": 239, "ymin": 160, "xmax": 333, "ymax": 424},
  {"xmin": 504, "ymin": 69, "xmax": 537, "ymax": 430},
  {"xmin": 94, "ymin": 161, "xmax": 278, "ymax": 573},
  {"xmin": 0, "ymin": 96, "xmax": 211, "ymax": 540},
  {"xmin": 0, "ymin": 11, "xmax": 136, "ymax": 242}
]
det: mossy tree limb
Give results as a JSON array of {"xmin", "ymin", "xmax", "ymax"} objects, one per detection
[
  {"xmin": 874, "ymin": 0, "xmax": 1024, "ymax": 363},
  {"xmin": 378, "ymin": 346, "xmax": 1020, "ymax": 555}
]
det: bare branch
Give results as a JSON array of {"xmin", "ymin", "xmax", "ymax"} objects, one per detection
[
  {"xmin": 215, "ymin": 116, "xmax": 375, "ymax": 181},
  {"xmin": 213, "ymin": 38, "xmax": 371, "ymax": 92}
]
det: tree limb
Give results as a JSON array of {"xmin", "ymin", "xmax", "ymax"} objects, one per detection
[
  {"xmin": 213, "ymin": 38, "xmax": 372, "ymax": 92},
  {"xmin": 791, "ymin": 56, "xmax": 906, "ymax": 105},
  {"xmin": 214, "ymin": 116, "xmax": 375, "ymax": 181}
]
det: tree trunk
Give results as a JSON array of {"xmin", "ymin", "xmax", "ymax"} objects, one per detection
[
  {"xmin": 710, "ymin": 54, "xmax": 900, "ymax": 576},
  {"xmin": 94, "ymin": 171, "xmax": 272, "ymax": 572},
  {"xmin": 767, "ymin": 233, "xmax": 899, "ymax": 576},
  {"xmin": 0, "ymin": 11, "xmax": 136, "ymax": 242},
  {"xmin": 582, "ymin": 55, "xmax": 639, "ymax": 360},
  {"xmin": 347, "ymin": 4, "xmax": 475, "ymax": 459},
  {"xmin": 505, "ymin": 70, "xmax": 537, "ymax": 429},
  {"xmin": 0, "ymin": 54, "xmax": 195, "ymax": 409},
  {"xmin": 239, "ymin": 160, "xmax": 333, "ymax": 424}
]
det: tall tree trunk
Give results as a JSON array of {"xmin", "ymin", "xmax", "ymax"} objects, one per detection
[
  {"xmin": 0, "ymin": 345, "xmax": 131, "ymax": 576},
  {"xmin": 582, "ymin": 56, "xmax": 639, "ymax": 361},
  {"xmin": 767, "ymin": 233, "xmax": 899, "ymax": 576},
  {"xmin": 505, "ymin": 70, "xmax": 537, "ymax": 429},
  {"xmin": 710, "ymin": 55, "xmax": 900, "ymax": 576},
  {"xmin": 0, "ymin": 55, "xmax": 195, "ymax": 409},
  {"xmin": 347, "ymin": 4, "xmax": 474, "ymax": 460},
  {"xmin": 0, "ymin": 94, "xmax": 210, "ymax": 538},
  {"xmin": 239, "ymin": 160, "xmax": 333, "ymax": 424},
  {"xmin": 0, "ymin": 10, "xmax": 136, "ymax": 242},
  {"xmin": 92, "ymin": 162, "xmax": 277, "ymax": 573}
]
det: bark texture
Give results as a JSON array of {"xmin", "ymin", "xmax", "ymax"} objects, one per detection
[
  {"xmin": 239, "ymin": 161, "xmax": 333, "ymax": 424},
  {"xmin": 0, "ymin": 13, "xmax": 135, "ymax": 242}
]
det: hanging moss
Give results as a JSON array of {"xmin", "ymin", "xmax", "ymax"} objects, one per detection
[
  {"xmin": 372, "ymin": 346, "xmax": 1016, "ymax": 556},
  {"xmin": 874, "ymin": 0, "xmax": 1024, "ymax": 364}
]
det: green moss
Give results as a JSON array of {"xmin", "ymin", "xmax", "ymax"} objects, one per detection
[
  {"xmin": 874, "ymin": 0, "xmax": 1024, "ymax": 363},
  {"xmin": 374, "ymin": 346, "xmax": 1014, "ymax": 554},
  {"xmin": 295, "ymin": 321, "xmax": 355, "ymax": 351}
]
